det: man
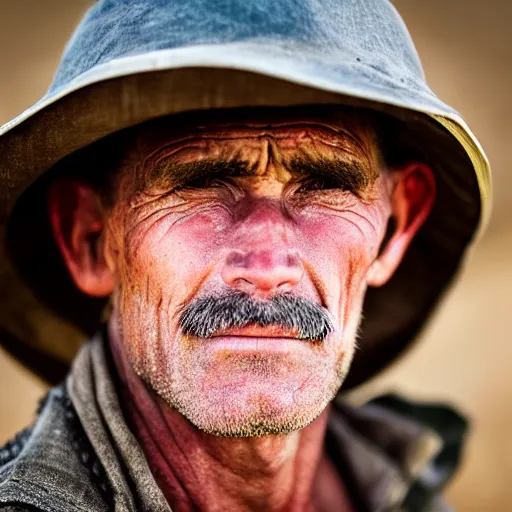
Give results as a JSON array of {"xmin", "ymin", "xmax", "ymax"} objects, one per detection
[{"xmin": 0, "ymin": 0, "xmax": 491, "ymax": 511}]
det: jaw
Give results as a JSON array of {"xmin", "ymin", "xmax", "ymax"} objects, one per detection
[{"xmin": 147, "ymin": 332, "xmax": 351, "ymax": 437}]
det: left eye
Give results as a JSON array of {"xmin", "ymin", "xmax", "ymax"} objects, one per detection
[
  {"xmin": 178, "ymin": 176, "xmax": 226, "ymax": 190},
  {"xmin": 296, "ymin": 177, "xmax": 344, "ymax": 192}
]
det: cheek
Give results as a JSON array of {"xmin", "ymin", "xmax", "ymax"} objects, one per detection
[
  {"xmin": 121, "ymin": 206, "xmax": 232, "ymax": 297},
  {"xmin": 301, "ymin": 206, "xmax": 387, "ymax": 273},
  {"xmin": 113, "ymin": 207, "xmax": 233, "ymax": 369},
  {"xmin": 298, "ymin": 201, "xmax": 390, "ymax": 317}
]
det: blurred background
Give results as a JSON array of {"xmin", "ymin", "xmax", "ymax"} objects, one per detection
[{"xmin": 0, "ymin": 1, "xmax": 510, "ymax": 509}]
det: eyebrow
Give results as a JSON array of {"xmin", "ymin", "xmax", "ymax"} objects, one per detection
[
  {"xmin": 289, "ymin": 157, "xmax": 379, "ymax": 192},
  {"xmin": 143, "ymin": 155, "xmax": 378, "ymax": 193},
  {"xmin": 144, "ymin": 158, "xmax": 256, "ymax": 189}
]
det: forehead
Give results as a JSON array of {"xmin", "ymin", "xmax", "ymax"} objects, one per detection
[
  {"xmin": 127, "ymin": 106, "xmax": 379, "ymax": 157},
  {"xmin": 107, "ymin": 106, "xmax": 384, "ymax": 198}
]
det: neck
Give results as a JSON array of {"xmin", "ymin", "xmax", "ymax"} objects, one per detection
[{"xmin": 109, "ymin": 322, "xmax": 352, "ymax": 512}]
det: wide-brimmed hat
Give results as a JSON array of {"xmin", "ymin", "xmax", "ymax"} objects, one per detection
[{"xmin": 0, "ymin": 0, "xmax": 491, "ymax": 389}]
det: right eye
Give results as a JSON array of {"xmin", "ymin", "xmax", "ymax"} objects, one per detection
[
  {"xmin": 295, "ymin": 176, "xmax": 350, "ymax": 193},
  {"xmin": 177, "ymin": 175, "xmax": 225, "ymax": 190}
]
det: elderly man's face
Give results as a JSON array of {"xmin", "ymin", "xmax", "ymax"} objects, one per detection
[{"xmin": 50, "ymin": 107, "xmax": 434, "ymax": 436}]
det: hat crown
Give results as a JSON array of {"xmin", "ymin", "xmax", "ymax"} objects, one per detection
[{"xmin": 51, "ymin": 0, "xmax": 425, "ymax": 94}]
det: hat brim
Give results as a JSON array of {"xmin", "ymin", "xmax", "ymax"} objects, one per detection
[{"xmin": 0, "ymin": 45, "xmax": 491, "ymax": 389}]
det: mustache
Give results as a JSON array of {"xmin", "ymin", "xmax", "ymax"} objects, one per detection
[{"xmin": 179, "ymin": 291, "xmax": 334, "ymax": 341}]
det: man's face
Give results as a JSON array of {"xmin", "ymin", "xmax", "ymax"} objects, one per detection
[{"xmin": 50, "ymin": 107, "xmax": 434, "ymax": 436}]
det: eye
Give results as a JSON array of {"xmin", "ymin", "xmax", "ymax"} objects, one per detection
[
  {"xmin": 296, "ymin": 177, "xmax": 348, "ymax": 193},
  {"xmin": 171, "ymin": 177, "xmax": 243, "ymax": 205},
  {"xmin": 177, "ymin": 175, "xmax": 226, "ymax": 191}
]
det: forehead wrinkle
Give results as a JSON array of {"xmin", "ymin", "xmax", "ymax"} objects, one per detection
[{"xmin": 124, "ymin": 110, "xmax": 381, "ymax": 193}]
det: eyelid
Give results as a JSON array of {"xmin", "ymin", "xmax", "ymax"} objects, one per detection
[
  {"xmin": 174, "ymin": 178, "xmax": 245, "ymax": 203},
  {"xmin": 294, "ymin": 176, "xmax": 358, "ymax": 193},
  {"xmin": 176, "ymin": 176, "xmax": 238, "ymax": 191}
]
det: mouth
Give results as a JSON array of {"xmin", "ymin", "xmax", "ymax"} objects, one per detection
[
  {"xmin": 212, "ymin": 325, "xmax": 300, "ymax": 338},
  {"xmin": 207, "ymin": 325, "xmax": 320, "ymax": 355}
]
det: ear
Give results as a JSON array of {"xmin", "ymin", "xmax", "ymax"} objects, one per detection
[
  {"xmin": 47, "ymin": 178, "xmax": 115, "ymax": 297},
  {"xmin": 367, "ymin": 162, "xmax": 436, "ymax": 287}
]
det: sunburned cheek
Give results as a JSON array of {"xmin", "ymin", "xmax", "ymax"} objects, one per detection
[
  {"xmin": 300, "ymin": 215, "xmax": 379, "ymax": 266},
  {"xmin": 159, "ymin": 210, "xmax": 233, "ymax": 268},
  {"xmin": 293, "ymin": 187, "xmax": 390, "ymax": 266},
  {"xmin": 177, "ymin": 210, "xmax": 232, "ymax": 246},
  {"xmin": 115, "ymin": 232, "xmax": 197, "ymax": 367},
  {"xmin": 123, "ymin": 208, "xmax": 233, "ymax": 298},
  {"xmin": 297, "ymin": 209, "xmax": 386, "ymax": 323}
]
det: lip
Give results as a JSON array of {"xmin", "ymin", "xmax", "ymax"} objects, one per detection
[
  {"xmin": 207, "ymin": 335, "xmax": 304, "ymax": 354},
  {"xmin": 206, "ymin": 325, "xmax": 310, "ymax": 354},
  {"xmin": 213, "ymin": 325, "xmax": 300, "ymax": 338}
]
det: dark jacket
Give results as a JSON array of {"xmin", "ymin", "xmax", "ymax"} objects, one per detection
[{"xmin": 0, "ymin": 337, "xmax": 467, "ymax": 512}]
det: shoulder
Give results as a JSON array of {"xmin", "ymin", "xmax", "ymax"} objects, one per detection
[
  {"xmin": 368, "ymin": 393, "xmax": 467, "ymax": 511},
  {"xmin": 0, "ymin": 387, "xmax": 113, "ymax": 512},
  {"xmin": 330, "ymin": 393, "xmax": 467, "ymax": 511}
]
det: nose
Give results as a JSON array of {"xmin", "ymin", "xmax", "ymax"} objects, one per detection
[{"xmin": 222, "ymin": 249, "xmax": 304, "ymax": 295}]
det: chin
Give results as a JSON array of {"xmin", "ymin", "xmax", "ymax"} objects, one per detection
[
  {"xmin": 141, "ymin": 335, "xmax": 354, "ymax": 437},
  {"xmin": 167, "ymin": 372, "xmax": 342, "ymax": 437}
]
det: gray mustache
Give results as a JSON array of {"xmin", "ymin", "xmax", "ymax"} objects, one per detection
[{"xmin": 179, "ymin": 291, "xmax": 334, "ymax": 341}]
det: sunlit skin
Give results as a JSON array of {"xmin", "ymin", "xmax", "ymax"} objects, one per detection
[{"xmin": 49, "ymin": 107, "xmax": 435, "ymax": 512}]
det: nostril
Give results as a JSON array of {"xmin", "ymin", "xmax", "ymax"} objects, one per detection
[
  {"xmin": 233, "ymin": 278, "xmax": 254, "ymax": 291},
  {"xmin": 276, "ymin": 281, "xmax": 294, "ymax": 293}
]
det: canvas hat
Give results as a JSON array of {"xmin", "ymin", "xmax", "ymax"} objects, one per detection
[{"xmin": 0, "ymin": 0, "xmax": 491, "ymax": 389}]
